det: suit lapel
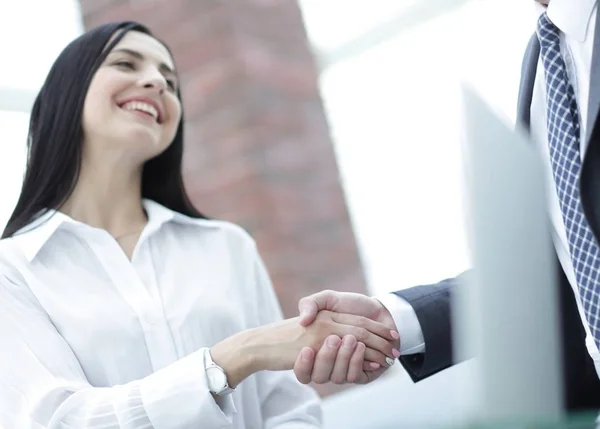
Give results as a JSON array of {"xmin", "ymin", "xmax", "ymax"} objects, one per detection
[
  {"xmin": 586, "ymin": 4, "xmax": 600, "ymax": 141},
  {"xmin": 516, "ymin": 34, "xmax": 540, "ymax": 130},
  {"xmin": 580, "ymin": 5, "xmax": 600, "ymax": 240}
]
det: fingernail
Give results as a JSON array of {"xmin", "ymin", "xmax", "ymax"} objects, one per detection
[
  {"xmin": 386, "ymin": 357, "xmax": 395, "ymax": 366},
  {"xmin": 342, "ymin": 336, "xmax": 356, "ymax": 348},
  {"xmin": 327, "ymin": 336, "xmax": 341, "ymax": 348},
  {"xmin": 391, "ymin": 330, "xmax": 399, "ymax": 340},
  {"xmin": 370, "ymin": 362, "xmax": 380, "ymax": 369},
  {"xmin": 301, "ymin": 348, "xmax": 312, "ymax": 362},
  {"xmin": 299, "ymin": 311, "xmax": 308, "ymax": 320},
  {"xmin": 392, "ymin": 349, "xmax": 401, "ymax": 358}
]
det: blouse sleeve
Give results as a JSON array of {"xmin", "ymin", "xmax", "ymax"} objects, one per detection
[
  {"xmin": 0, "ymin": 271, "xmax": 236, "ymax": 429},
  {"xmin": 248, "ymin": 244, "xmax": 322, "ymax": 429}
]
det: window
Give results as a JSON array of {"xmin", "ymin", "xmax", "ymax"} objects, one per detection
[
  {"xmin": 301, "ymin": 0, "xmax": 536, "ymax": 294},
  {"xmin": 0, "ymin": 111, "xmax": 29, "ymax": 230},
  {"xmin": 0, "ymin": 0, "xmax": 83, "ymax": 92},
  {"xmin": 0, "ymin": 0, "xmax": 83, "ymax": 231}
]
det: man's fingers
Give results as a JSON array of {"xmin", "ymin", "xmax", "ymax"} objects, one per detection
[
  {"xmin": 331, "ymin": 313, "xmax": 398, "ymax": 342},
  {"xmin": 298, "ymin": 291, "xmax": 337, "ymax": 327},
  {"xmin": 311, "ymin": 335, "xmax": 342, "ymax": 384},
  {"xmin": 297, "ymin": 300, "xmax": 318, "ymax": 327},
  {"xmin": 363, "ymin": 366, "xmax": 387, "ymax": 384},
  {"xmin": 346, "ymin": 342, "xmax": 367, "ymax": 383},
  {"xmin": 293, "ymin": 347, "xmax": 316, "ymax": 384},
  {"xmin": 329, "ymin": 335, "xmax": 358, "ymax": 384}
]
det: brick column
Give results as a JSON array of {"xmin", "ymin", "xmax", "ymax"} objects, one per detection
[{"xmin": 79, "ymin": 0, "xmax": 367, "ymax": 329}]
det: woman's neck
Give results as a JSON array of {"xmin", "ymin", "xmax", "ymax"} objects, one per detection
[{"xmin": 60, "ymin": 160, "xmax": 148, "ymax": 237}]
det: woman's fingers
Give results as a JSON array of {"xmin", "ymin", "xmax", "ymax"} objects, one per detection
[
  {"xmin": 330, "ymin": 312, "xmax": 397, "ymax": 342},
  {"xmin": 329, "ymin": 314, "xmax": 399, "ymax": 359},
  {"xmin": 363, "ymin": 361, "xmax": 379, "ymax": 372},
  {"xmin": 363, "ymin": 346, "xmax": 395, "ymax": 369}
]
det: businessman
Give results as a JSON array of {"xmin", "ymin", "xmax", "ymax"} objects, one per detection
[{"xmin": 294, "ymin": 0, "xmax": 600, "ymax": 410}]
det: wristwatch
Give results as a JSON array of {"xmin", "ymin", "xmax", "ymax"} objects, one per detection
[{"xmin": 204, "ymin": 348, "xmax": 234, "ymax": 396}]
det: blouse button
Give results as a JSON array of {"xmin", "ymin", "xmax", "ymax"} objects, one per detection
[{"xmin": 144, "ymin": 313, "xmax": 158, "ymax": 325}]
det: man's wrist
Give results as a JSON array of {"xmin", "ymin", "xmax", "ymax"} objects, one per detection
[{"xmin": 376, "ymin": 293, "xmax": 425, "ymax": 354}]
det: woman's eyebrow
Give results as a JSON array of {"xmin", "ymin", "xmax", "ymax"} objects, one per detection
[{"xmin": 109, "ymin": 48, "xmax": 176, "ymax": 76}]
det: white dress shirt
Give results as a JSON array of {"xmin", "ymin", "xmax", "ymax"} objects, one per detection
[
  {"xmin": 0, "ymin": 199, "xmax": 321, "ymax": 429},
  {"xmin": 377, "ymin": 293, "xmax": 425, "ymax": 354},
  {"xmin": 380, "ymin": 0, "xmax": 600, "ymax": 375}
]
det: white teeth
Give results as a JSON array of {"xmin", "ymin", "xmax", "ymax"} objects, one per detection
[{"xmin": 121, "ymin": 101, "xmax": 159, "ymax": 121}]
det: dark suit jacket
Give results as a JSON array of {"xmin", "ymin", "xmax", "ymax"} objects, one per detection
[{"xmin": 396, "ymin": 6, "xmax": 600, "ymax": 411}]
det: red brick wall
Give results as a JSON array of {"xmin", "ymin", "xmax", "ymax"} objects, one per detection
[{"xmin": 78, "ymin": 0, "xmax": 367, "ymax": 328}]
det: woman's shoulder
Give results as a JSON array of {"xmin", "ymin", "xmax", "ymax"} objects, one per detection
[
  {"xmin": 0, "ymin": 238, "xmax": 32, "ymax": 294},
  {"xmin": 0, "ymin": 237, "xmax": 25, "ymax": 265},
  {"xmin": 164, "ymin": 217, "xmax": 261, "ymax": 272},
  {"xmin": 175, "ymin": 215, "xmax": 253, "ymax": 242},
  {"xmin": 187, "ymin": 220, "xmax": 258, "ymax": 259}
]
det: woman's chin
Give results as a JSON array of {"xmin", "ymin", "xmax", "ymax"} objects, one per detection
[{"xmin": 112, "ymin": 130, "xmax": 167, "ymax": 159}]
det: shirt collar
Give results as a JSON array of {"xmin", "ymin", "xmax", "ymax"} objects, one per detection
[
  {"xmin": 9, "ymin": 199, "xmax": 209, "ymax": 262},
  {"xmin": 9, "ymin": 210, "xmax": 72, "ymax": 262},
  {"xmin": 141, "ymin": 199, "xmax": 208, "ymax": 233},
  {"xmin": 546, "ymin": 0, "xmax": 597, "ymax": 42}
]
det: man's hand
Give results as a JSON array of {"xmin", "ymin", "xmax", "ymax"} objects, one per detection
[
  {"xmin": 293, "ymin": 335, "xmax": 390, "ymax": 385},
  {"xmin": 294, "ymin": 290, "xmax": 401, "ymax": 385}
]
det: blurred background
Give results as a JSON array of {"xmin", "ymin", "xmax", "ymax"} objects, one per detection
[{"xmin": 0, "ymin": 0, "xmax": 537, "ymax": 427}]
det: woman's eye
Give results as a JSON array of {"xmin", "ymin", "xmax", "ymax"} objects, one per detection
[
  {"xmin": 115, "ymin": 60, "xmax": 134, "ymax": 69},
  {"xmin": 166, "ymin": 79, "xmax": 177, "ymax": 91}
]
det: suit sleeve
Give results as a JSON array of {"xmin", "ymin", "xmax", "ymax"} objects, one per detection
[{"xmin": 393, "ymin": 270, "xmax": 472, "ymax": 382}]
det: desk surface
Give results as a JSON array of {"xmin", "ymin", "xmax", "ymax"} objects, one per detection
[{"xmin": 372, "ymin": 413, "xmax": 598, "ymax": 429}]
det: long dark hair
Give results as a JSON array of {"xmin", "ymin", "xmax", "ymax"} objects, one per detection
[{"xmin": 2, "ymin": 21, "xmax": 204, "ymax": 238}]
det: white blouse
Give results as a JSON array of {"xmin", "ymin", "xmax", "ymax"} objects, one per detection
[{"xmin": 0, "ymin": 200, "xmax": 321, "ymax": 429}]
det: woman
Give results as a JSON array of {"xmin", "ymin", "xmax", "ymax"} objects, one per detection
[{"xmin": 0, "ymin": 22, "xmax": 399, "ymax": 428}]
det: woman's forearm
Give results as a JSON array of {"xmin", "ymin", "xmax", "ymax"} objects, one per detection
[
  {"xmin": 210, "ymin": 313, "xmax": 398, "ymax": 388},
  {"xmin": 209, "ymin": 318, "xmax": 302, "ymax": 387}
]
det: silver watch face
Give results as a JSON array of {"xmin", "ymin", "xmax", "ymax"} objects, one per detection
[{"xmin": 206, "ymin": 366, "xmax": 227, "ymax": 392}]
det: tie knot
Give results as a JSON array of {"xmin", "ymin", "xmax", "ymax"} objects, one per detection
[{"xmin": 537, "ymin": 12, "xmax": 560, "ymax": 45}]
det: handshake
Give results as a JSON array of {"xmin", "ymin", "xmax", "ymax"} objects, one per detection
[
  {"xmin": 210, "ymin": 290, "xmax": 400, "ymax": 388},
  {"xmin": 292, "ymin": 290, "xmax": 401, "ymax": 386}
]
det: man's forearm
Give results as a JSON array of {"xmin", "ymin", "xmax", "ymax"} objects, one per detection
[{"xmin": 391, "ymin": 272, "xmax": 469, "ymax": 381}]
